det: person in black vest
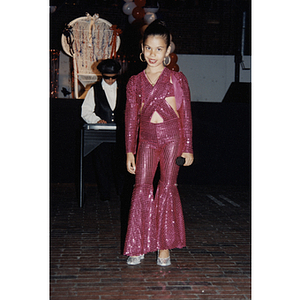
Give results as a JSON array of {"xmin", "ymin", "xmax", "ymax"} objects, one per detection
[{"xmin": 81, "ymin": 59, "xmax": 126, "ymax": 201}]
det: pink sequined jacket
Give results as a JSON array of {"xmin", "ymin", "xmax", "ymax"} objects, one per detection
[{"xmin": 125, "ymin": 67, "xmax": 193, "ymax": 155}]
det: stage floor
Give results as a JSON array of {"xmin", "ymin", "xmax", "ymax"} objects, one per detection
[{"xmin": 50, "ymin": 183, "xmax": 251, "ymax": 299}]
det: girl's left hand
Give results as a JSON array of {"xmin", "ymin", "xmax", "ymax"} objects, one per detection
[{"xmin": 181, "ymin": 153, "xmax": 194, "ymax": 166}]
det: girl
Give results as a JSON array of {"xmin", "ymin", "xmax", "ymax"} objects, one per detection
[{"xmin": 124, "ymin": 20, "xmax": 194, "ymax": 266}]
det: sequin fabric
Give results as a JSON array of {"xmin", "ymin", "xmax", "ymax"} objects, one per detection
[
  {"xmin": 123, "ymin": 67, "xmax": 193, "ymax": 256},
  {"xmin": 125, "ymin": 67, "xmax": 193, "ymax": 155}
]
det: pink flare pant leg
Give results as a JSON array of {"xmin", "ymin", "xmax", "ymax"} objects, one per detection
[{"xmin": 123, "ymin": 119, "xmax": 186, "ymax": 256}]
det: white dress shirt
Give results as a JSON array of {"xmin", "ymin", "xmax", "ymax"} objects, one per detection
[{"xmin": 81, "ymin": 79, "xmax": 117, "ymax": 124}]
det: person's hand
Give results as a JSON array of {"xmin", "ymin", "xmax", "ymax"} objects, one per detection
[
  {"xmin": 126, "ymin": 152, "xmax": 136, "ymax": 174},
  {"xmin": 97, "ymin": 119, "xmax": 107, "ymax": 124},
  {"xmin": 181, "ymin": 153, "xmax": 194, "ymax": 166}
]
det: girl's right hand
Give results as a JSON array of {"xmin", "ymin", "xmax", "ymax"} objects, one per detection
[{"xmin": 126, "ymin": 152, "xmax": 136, "ymax": 174}]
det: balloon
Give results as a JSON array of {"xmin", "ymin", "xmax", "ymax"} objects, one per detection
[
  {"xmin": 170, "ymin": 53, "xmax": 178, "ymax": 64},
  {"xmin": 134, "ymin": 0, "xmax": 146, "ymax": 7},
  {"xmin": 122, "ymin": 2, "xmax": 136, "ymax": 15},
  {"xmin": 171, "ymin": 64, "xmax": 179, "ymax": 72},
  {"xmin": 144, "ymin": 12, "xmax": 157, "ymax": 25},
  {"xmin": 170, "ymin": 41, "xmax": 175, "ymax": 53},
  {"xmin": 167, "ymin": 59, "xmax": 176, "ymax": 68},
  {"xmin": 132, "ymin": 6, "xmax": 145, "ymax": 20},
  {"xmin": 128, "ymin": 14, "xmax": 136, "ymax": 24},
  {"xmin": 144, "ymin": 7, "xmax": 159, "ymax": 13},
  {"xmin": 124, "ymin": 0, "xmax": 133, "ymax": 2},
  {"xmin": 141, "ymin": 24, "xmax": 148, "ymax": 34}
]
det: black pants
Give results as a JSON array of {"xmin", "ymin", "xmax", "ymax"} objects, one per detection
[{"xmin": 92, "ymin": 142, "xmax": 125, "ymax": 200}]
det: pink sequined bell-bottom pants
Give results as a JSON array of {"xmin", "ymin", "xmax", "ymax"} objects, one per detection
[{"xmin": 123, "ymin": 118, "xmax": 186, "ymax": 256}]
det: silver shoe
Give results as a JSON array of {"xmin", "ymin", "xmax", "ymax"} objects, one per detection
[
  {"xmin": 127, "ymin": 254, "xmax": 144, "ymax": 265},
  {"xmin": 157, "ymin": 251, "xmax": 171, "ymax": 266}
]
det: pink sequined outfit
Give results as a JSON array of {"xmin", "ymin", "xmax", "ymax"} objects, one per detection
[{"xmin": 124, "ymin": 67, "xmax": 193, "ymax": 256}]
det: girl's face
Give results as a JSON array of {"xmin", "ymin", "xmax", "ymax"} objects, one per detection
[{"xmin": 142, "ymin": 35, "xmax": 171, "ymax": 68}]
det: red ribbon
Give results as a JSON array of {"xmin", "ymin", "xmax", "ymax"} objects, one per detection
[{"xmin": 110, "ymin": 25, "xmax": 122, "ymax": 59}]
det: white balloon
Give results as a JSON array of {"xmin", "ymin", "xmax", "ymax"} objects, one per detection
[
  {"xmin": 122, "ymin": 2, "xmax": 136, "ymax": 15},
  {"xmin": 144, "ymin": 7, "xmax": 159, "ymax": 13},
  {"xmin": 128, "ymin": 14, "xmax": 136, "ymax": 24},
  {"xmin": 144, "ymin": 12, "xmax": 157, "ymax": 25},
  {"xmin": 170, "ymin": 41, "xmax": 175, "ymax": 53}
]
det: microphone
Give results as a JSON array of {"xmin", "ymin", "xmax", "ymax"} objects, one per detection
[{"xmin": 176, "ymin": 156, "xmax": 185, "ymax": 166}]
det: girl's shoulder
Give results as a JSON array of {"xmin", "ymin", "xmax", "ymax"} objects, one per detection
[
  {"xmin": 127, "ymin": 72, "xmax": 146, "ymax": 95},
  {"xmin": 166, "ymin": 69, "xmax": 188, "ymax": 86},
  {"xmin": 166, "ymin": 68, "xmax": 187, "ymax": 81},
  {"xmin": 130, "ymin": 71, "xmax": 144, "ymax": 81},
  {"xmin": 127, "ymin": 71, "xmax": 144, "ymax": 87}
]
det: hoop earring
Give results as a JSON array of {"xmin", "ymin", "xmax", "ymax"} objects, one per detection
[
  {"xmin": 139, "ymin": 52, "xmax": 146, "ymax": 63},
  {"xmin": 164, "ymin": 56, "xmax": 171, "ymax": 66}
]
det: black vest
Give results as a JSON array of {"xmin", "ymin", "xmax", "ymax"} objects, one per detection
[{"xmin": 93, "ymin": 81, "xmax": 125, "ymax": 124}]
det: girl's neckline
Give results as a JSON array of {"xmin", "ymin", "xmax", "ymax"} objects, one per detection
[{"xmin": 143, "ymin": 67, "xmax": 166, "ymax": 87}]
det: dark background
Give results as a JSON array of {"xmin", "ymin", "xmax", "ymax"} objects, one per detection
[
  {"xmin": 50, "ymin": 0, "xmax": 251, "ymax": 187},
  {"xmin": 50, "ymin": 0, "xmax": 251, "ymax": 56}
]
